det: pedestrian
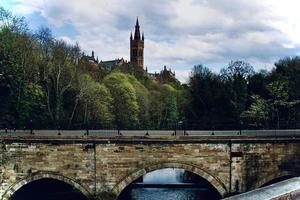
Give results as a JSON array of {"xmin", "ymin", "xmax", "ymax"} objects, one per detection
[{"xmin": 29, "ymin": 120, "xmax": 34, "ymax": 135}]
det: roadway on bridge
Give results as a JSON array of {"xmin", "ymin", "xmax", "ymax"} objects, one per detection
[{"xmin": 1, "ymin": 129, "xmax": 300, "ymax": 138}]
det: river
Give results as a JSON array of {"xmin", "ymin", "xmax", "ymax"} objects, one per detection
[
  {"xmin": 118, "ymin": 168, "xmax": 221, "ymax": 200},
  {"xmin": 119, "ymin": 187, "xmax": 219, "ymax": 200}
]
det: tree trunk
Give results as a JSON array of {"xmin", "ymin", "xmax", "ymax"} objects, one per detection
[{"xmin": 69, "ymin": 98, "xmax": 79, "ymax": 127}]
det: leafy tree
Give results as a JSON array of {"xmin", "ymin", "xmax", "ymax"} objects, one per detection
[
  {"xmin": 68, "ymin": 74, "xmax": 114, "ymax": 127},
  {"xmin": 221, "ymin": 61, "xmax": 254, "ymax": 120},
  {"xmin": 188, "ymin": 65, "xmax": 231, "ymax": 127},
  {"xmin": 272, "ymin": 57, "xmax": 300, "ymax": 123},
  {"xmin": 104, "ymin": 73, "xmax": 139, "ymax": 128},
  {"xmin": 164, "ymin": 95, "xmax": 179, "ymax": 126},
  {"xmin": 274, "ymin": 57, "xmax": 300, "ymax": 99},
  {"xmin": 147, "ymin": 82, "xmax": 179, "ymax": 128},
  {"xmin": 36, "ymin": 38, "xmax": 80, "ymax": 126},
  {"xmin": 18, "ymin": 83, "xmax": 47, "ymax": 127},
  {"xmin": 127, "ymin": 75, "xmax": 150, "ymax": 128},
  {"xmin": 248, "ymin": 70, "xmax": 269, "ymax": 98},
  {"xmin": 241, "ymin": 95, "xmax": 269, "ymax": 128},
  {"xmin": 0, "ymin": 7, "xmax": 28, "ymax": 33},
  {"xmin": 267, "ymin": 80, "xmax": 299, "ymax": 128},
  {"xmin": 0, "ymin": 8, "xmax": 43, "ymax": 128}
]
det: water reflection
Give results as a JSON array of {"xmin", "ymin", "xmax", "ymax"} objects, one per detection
[
  {"xmin": 129, "ymin": 188, "xmax": 218, "ymax": 200},
  {"xmin": 118, "ymin": 168, "xmax": 221, "ymax": 200},
  {"xmin": 143, "ymin": 168, "xmax": 184, "ymax": 184}
]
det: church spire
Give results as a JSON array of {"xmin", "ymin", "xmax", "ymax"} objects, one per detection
[{"xmin": 134, "ymin": 17, "xmax": 141, "ymax": 40}]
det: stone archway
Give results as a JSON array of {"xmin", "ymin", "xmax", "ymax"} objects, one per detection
[
  {"xmin": 252, "ymin": 170, "xmax": 298, "ymax": 190},
  {"xmin": 1, "ymin": 171, "xmax": 92, "ymax": 200},
  {"xmin": 112, "ymin": 162, "xmax": 228, "ymax": 197}
]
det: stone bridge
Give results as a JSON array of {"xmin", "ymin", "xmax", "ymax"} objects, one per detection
[{"xmin": 0, "ymin": 134, "xmax": 300, "ymax": 199}]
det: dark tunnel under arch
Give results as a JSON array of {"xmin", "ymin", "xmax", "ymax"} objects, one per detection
[{"xmin": 10, "ymin": 178, "xmax": 89, "ymax": 200}]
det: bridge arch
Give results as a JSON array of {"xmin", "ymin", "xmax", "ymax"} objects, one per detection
[
  {"xmin": 1, "ymin": 171, "xmax": 92, "ymax": 200},
  {"xmin": 112, "ymin": 162, "xmax": 228, "ymax": 197},
  {"xmin": 252, "ymin": 170, "xmax": 298, "ymax": 190}
]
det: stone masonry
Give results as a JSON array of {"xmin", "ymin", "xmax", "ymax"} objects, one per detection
[{"xmin": 0, "ymin": 136, "xmax": 300, "ymax": 200}]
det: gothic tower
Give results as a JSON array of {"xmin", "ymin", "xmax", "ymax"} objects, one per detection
[{"xmin": 130, "ymin": 17, "xmax": 144, "ymax": 69}]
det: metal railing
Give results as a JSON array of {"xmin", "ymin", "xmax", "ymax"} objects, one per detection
[{"xmin": 1, "ymin": 119, "xmax": 300, "ymax": 137}]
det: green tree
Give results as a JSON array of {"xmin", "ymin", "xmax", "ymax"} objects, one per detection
[
  {"xmin": 0, "ymin": 8, "xmax": 46, "ymax": 128},
  {"xmin": 35, "ymin": 37, "xmax": 80, "ymax": 126},
  {"xmin": 272, "ymin": 57, "xmax": 300, "ymax": 123},
  {"xmin": 267, "ymin": 80, "xmax": 299, "ymax": 128},
  {"xmin": 127, "ymin": 75, "xmax": 150, "ymax": 128},
  {"xmin": 148, "ymin": 82, "xmax": 178, "ymax": 128},
  {"xmin": 69, "ymin": 74, "xmax": 114, "ymax": 127},
  {"xmin": 221, "ymin": 61, "xmax": 254, "ymax": 120},
  {"xmin": 164, "ymin": 95, "xmax": 179, "ymax": 126},
  {"xmin": 104, "ymin": 72, "xmax": 139, "ymax": 128},
  {"xmin": 187, "ymin": 65, "xmax": 231, "ymax": 126},
  {"xmin": 241, "ymin": 95, "xmax": 269, "ymax": 128}
]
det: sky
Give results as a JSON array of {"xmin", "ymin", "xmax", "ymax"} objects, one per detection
[{"xmin": 1, "ymin": 0, "xmax": 300, "ymax": 82}]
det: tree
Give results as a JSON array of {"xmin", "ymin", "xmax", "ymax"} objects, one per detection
[
  {"xmin": 147, "ymin": 82, "xmax": 179, "ymax": 128},
  {"xmin": 0, "ymin": 8, "xmax": 44, "ymax": 128},
  {"xmin": 164, "ymin": 95, "xmax": 179, "ymax": 126},
  {"xmin": 267, "ymin": 80, "xmax": 299, "ymax": 128},
  {"xmin": 35, "ymin": 38, "xmax": 80, "ymax": 126},
  {"xmin": 221, "ymin": 61, "xmax": 254, "ymax": 120},
  {"xmin": 18, "ymin": 83, "xmax": 47, "ymax": 127},
  {"xmin": 68, "ymin": 74, "xmax": 114, "ymax": 128},
  {"xmin": 0, "ymin": 7, "xmax": 28, "ymax": 33},
  {"xmin": 104, "ymin": 73, "xmax": 139, "ymax": 128},
  {"xmin": 241, "ymin": 95, "xmax": 269, "ymax": 128},
  {"xmin": 127, "ymin": 75, "xmax": 150, "ymax": 128},
  {"xmin": 187, "ymin": 65, "xmax": 231, "ymax": 127},
  {"xmin": 272, "ymin": 57, "xmax": 300, "ymax": 123},
  {"xmin": 248, "ymin": 70, "xmax": 269, "ymax": 98}
]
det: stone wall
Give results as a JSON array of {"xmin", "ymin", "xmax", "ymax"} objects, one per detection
[
  {"xmin": 0, "ymin": 141, "xmax": 95, "ymax": 200},
  {"xmin": 0, "ymin": 137, "xmax": 300, "ymax": 200},
  {"xmin": 231, "ymin": 141, "xmax": 300, "ymax": 193}
]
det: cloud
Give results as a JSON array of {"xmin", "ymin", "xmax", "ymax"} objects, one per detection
[{"xmin": 9, "ymin": 0, "xmax": 300, "ymax": 82}]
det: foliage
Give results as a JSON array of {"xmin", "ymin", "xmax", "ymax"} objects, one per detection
[
  {"xmin": 104, "ymin": 73, "xmax": 139, "ymax": 128},
  {"xmin": 1, "ymin": 7, "xmax": 300, "ymax": 130},
  {"xmin": 241, "ymin": 95, "xmax": 269, "ymax": 128},
  {"xmin": 221, "ymin": 61, "xmax": 254, "ymax": 118},
  {"xmin": 267, "ymin": 80, "xmax": 299, "ymax": 128}
]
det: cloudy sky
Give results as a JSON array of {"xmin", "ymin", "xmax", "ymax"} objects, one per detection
[{"xmin": 2, "ymin": 0, "xmax": 300, "ymax": 82}]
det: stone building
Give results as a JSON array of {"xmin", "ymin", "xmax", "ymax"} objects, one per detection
[
  {"xmin": 79, "ymin": 51, "xmax": 99, "ymax": 72},
  {"xmin": 152, "ymin": 65, "xmax": 176, "ymax": 83},
  {"xmin": 81, "ymin": 51, "xmax": 98, "ymax": 64},
  {"xmin": 80, "ymin": 18, "xmax": 177, "ymax": 83},
  {"xmin": 99, "ymin": 58, "xmax": 127, "ymax": 71}
]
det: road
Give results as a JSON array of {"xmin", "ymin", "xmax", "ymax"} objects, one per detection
[{"xmin": 0, "ymin": 129, "xmax": 300, "ymax": 137}]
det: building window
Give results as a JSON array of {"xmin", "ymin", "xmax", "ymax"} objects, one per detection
[{"xmin": 133, "ymin": 49, "xmax": 137, "ymax": 56}]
